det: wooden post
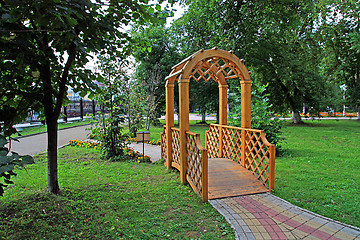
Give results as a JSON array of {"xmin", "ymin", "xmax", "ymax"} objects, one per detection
[
  {"xmin": 240, "ymin": 80, "xmax": 251, "ymax": 167},
  {"xmin": 202, "ymin": 150, "xmax": 208, "ymax": 202},
  {"xmin": 218, "ymin": 84, "xmax": 228, "ymax": 158},
  {"xmin": 179, "ymin": 78, "xmax": 190, "ymax": 183},
  {"xmin": 219, "ymin": 84, "xmax": 228, "ymax": 125},
  {"xmin": 269, "ymin": 144, "xmax": 276, "ymax": 191},
  {"xmin": 166, "ymin": 82, "xmax": 175, "ymax": 170}
]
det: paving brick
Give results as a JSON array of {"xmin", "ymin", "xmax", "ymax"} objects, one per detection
[
  {"xmin": 303, "ymin": 235, "xmax": 321, "ymax": 240},
  {"xmin": 236, "ymin": 219, "xmax": 247, "ymax": 226},
  {"xmin": 281, "ymin": 210, "xmax": 297, "ymax": 219},
  {"xmin": 257, "ymin": 225, "xmax": 267, "ymax": 233},
  {"xmin": 318, "ymin": 225, "xmax": 341, "ymax": 235},
  {"xmin": 251, "ymin": 219, "xmax": 262, "ymax": 226},
  {"xmin": 292, "ymin": 228, "xmax": 310, "ymax": 239},
  {"xmin": 249, "ymin": 225, "xmax": 259, "ymax": 233},
  {"xmin": 288, "ymin": 206, "xmax": 305, "ymax": 215},
  {"xmin": 242, "ymin": 225, "xmax": 252, "ymax": 233},
  {"xmin": 340, "ymin": 227, "xmax": 360, "ymax": 237},
  {"xmin": 253, "ymin": 232, "xmax": 263, "ymax": 239},
  {"xmin": 311, "ymin": 216, "xmax": 331, "ymax": 225},
  {"xmin": 304, "ymin": 219, "xmax": 325, "ymax": 229},
  {"xmin": 311, "ymin": 229, "xmax": 333, "ymax": 240},
  {"xmin": 297, "ymin": 224, "xmax": 316, "ymax": 234},
  {"xmin": 282, "ymin": 231, "xmax": 297, "ymax": 240},
  {"xmin": 245, "ymin": 232, "xmax": 256, "ymax": 240},
  {"xmin": 268, "ymin": 231, "xmax": 281, "ymax": 240},
  {"xmin": 261, "ymin": 232, "xmax": 272, "ymax": 239},
  {"xmin": 299, "ymin": 211, "xmax": 316, "ymax": 220},
  {"xmin": 284, "ymin": 218, "xmax": 302, "ymax": 228},
  {"xmin": 291, "ymin": 215, "xmax": 309, "ymax": 224}
]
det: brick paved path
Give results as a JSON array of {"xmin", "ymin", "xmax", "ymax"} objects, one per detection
[{"xmin": 210, "ymin": 193, "xmax": 360, "ymax": 240}]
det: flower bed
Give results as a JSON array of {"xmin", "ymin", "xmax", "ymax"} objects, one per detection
[{"xmin": 69, "ymin": 140, "xmax": 151, "ymax": 163}]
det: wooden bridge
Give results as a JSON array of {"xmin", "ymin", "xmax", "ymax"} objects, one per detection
[
  {"xmin": 161, "ymin": 124, "xmax": 275, "ymax": 202},
  {"xmin": 161, "ymin": 48, "xmax": 276, "ymax": 202}
]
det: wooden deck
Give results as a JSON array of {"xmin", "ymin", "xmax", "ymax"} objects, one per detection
[{"xmin": 208, "ymin": 158, "xmax": 268, "ymax": 200}]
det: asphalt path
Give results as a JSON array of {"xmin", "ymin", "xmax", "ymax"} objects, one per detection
[{"xmin": 9, "ymin": 125, "xmax": 91, "ymax": 156}]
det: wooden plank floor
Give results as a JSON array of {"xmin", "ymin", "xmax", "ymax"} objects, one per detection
[{"xmin": 208, "ymin": 158, "xmax": 268, "ymax": 200}]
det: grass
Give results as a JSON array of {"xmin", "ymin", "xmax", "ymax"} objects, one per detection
[
  {"xmin": 0, "ymin": 147, "xmax": 235, "ymax": 239},
  {"xmin": 142, "ymin": 119, "xmax": 360, "ymax": 228},
  {"xmin": 273, "ymin": 120, "xmax": 360, "ymax": 228},
  {"xmin": 14, "ymin": 119, "xmax": 91, "ymax": 138}
]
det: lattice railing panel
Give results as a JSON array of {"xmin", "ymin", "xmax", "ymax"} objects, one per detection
[
  {"xmin": 205, "ymin": 124, "xmax": 220, "ymax": 158},
  {"xmin": 171, "ymin": 128, "xmax": 180, "ymax": 169},
  {"xmin": 186, "ymin": 131, "xmax": 208, "ymax": 202},
  {"xmin": 244, "ymin": 130, "xmax": 272, "ymax": 188},
  {"xmin": 160, "ymin": 126, "xmax": 166, "ymax": 161},
  {"xmin": 222, "ymin": 127, "xmax": 242, "ymax": 164},
  {"xmin": 206, "ymin": 124, "xmax": 275, "ymax": 191}
]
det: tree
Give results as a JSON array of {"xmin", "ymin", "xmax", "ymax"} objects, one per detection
[
  {"xmin": 319, "ymin": 0, "xmax": 360, "ymax": 119},
  {"xmin": 172, "ymin": 0, "xmax": 329, "ymax": 123},
  {"xmin": 131, "ymin": 23, "xmax": 182, "ymax": 123},
  {"xmin": 0, "ymin": 0, "xmax": 165, "ymax": 194}
]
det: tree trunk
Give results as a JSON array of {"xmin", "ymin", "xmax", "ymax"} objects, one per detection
[
  {"xmin": 357, "ymin": 107, "xmax": 360, "ymax": 120},
  {"xmin": 46, "ymin": 115, "xmax": 60, "ymax": 194},
  {"xmin": 200, "ymin": 110, "xmax": 206, "ymax": 124},
  {"xmin": 292, "ymin": 111, "xmax": 303, "ymax": 124}
]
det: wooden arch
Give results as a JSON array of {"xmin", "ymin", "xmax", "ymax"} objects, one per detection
[{"xmin": 165, "ymin": 48, "xmax": 252, "ymax": 183}]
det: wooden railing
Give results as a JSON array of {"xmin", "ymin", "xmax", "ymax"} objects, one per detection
[
  {"xmin": 160, "ymin": 126, "xmax": 208, "ymax": 202},
  {"xmin": 160, "ymin": 126, "xmax": 166, "ymax": 161},
  {"xmin": 160, "ymin": 126, "xmax": 180, "ymax": 169},
  {"xmin": 171, "ymin": 127, "xmax": 181, "ymax": 170},
  {"xmin": 206, "ymin": 124, "xmax": 275, "ymax": 191},
  {"xmin": 186, "ymin": 131, "xmax": 208, "ymax": 202}
]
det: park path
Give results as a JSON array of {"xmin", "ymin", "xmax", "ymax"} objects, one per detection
[{"xmin": 10, "ymin": 125, "xmax": 90, "ymax": 156}]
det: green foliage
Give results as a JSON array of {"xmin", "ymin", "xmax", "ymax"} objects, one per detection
[
  {"xmin": 318, "ymin": 1, "xmax": 360, "ymax": 114},
  {"xmin": 91, "ymin": 114, "xmax": 129, "ymax": 161},
  {"xmin": 0, "ymin": 135, "xmax": 34, "ymax": 196},
  {"xmin": 89, "ymin": 57, "xmax": 131, "ymax": 161},
  {"xmin": 230, "ymin": 83, "xmax": 285, "ymax": 152},
  {"xmin": 172, "ymin": 0, "xmax": 328, "ymax": 122},
  {"xmin": 131, "ymin": 24, "xmax": 182, "ymax": 122},
  {"xmin": 0, "ymin": 0, "xmax": 167, "ymax": 193}
]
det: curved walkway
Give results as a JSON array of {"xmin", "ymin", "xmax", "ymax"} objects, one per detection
[
  {"xmin": 210, "ymin": 194, "xmax": 360, "ymax": 240},
  {"xmin": 9, "ymin": 124, "xmax": 90, "ymax": 156}
]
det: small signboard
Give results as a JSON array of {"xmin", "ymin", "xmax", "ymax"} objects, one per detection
[{"xmin": 136, "ymin": 131, "xmax": 150, "ymax": 143}]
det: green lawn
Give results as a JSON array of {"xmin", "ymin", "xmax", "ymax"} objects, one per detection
[{"xmin": 0, "ymin": 147, "xmax": 234, "ymax": 239}]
